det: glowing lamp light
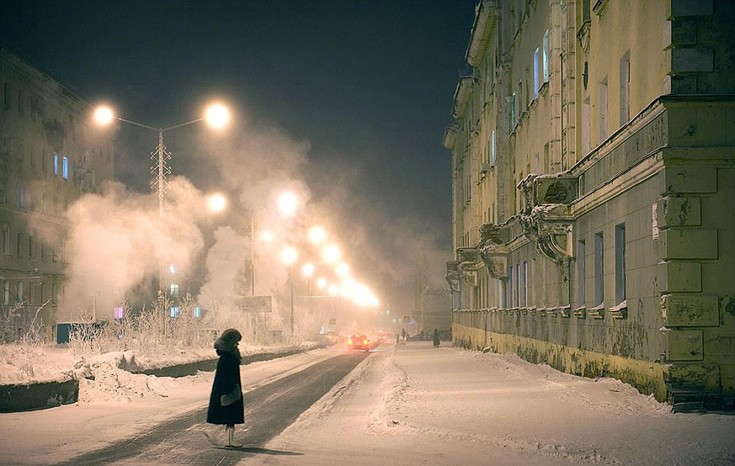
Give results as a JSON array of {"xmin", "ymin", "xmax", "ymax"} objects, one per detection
[
  {"xmin": 276, "ymin": 191, "xmax": 299, "ymax": 218},
  {"xmin": 308, "ymin": 226, "xmax": 326, "ymax": 244},
  {"xmin": 206, "ymin": 193, "xmax": 228, "ymax": 213},
  {"xmin": 281, "ymin": 246, "xmax": 299, "ymax": 265},
  {"xmin": 316, "ymin": 277, "xmax": 328, "ymax": 289},
  {"xmin": 93, "ymin": 106, "xmax": 114, "ymax": 126},
  {"xmin": 335, "ymin": 262, "xmax": 350, "ymax": 278},
  {"xmin": 321, "ymin": 244, "xmax": 341, "ymax": 264},
  {"xmin": 205, "ymin": 103, "xmax": 230, "ymax": 129},
  {"xmin": 301, "ymin": 262, "xmax": 315, "ymax": 277},
  {"xmin": 260, "ymin": 229, "xmax": 275, "ymax": 243}
]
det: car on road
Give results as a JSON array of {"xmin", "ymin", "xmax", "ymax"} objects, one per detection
[
  {"xmin": 347, "ymin": 334, "xmax": 370, "ymax": 352},
  {"xmin": 376, "ymin": 330, "xmax": 392, "ymax": 342}
]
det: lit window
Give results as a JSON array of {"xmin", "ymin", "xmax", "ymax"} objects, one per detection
[
  {"xmin": 542, "ymin": 30, "xmax": 549, "ymax": 83},
  {"xmin": 53, "ymin": 153, "xmax": 59, "ymax": 176},
  {"xmin": 62, "ymin": 156, "xmax": 69, "ymax": 180},
  {"xmin": 169, "ymin": 306, "xmax": 180, "ymax": 318},
  {"xmin": 194, "ymin": 306, "xmax": 202, "ymax": 318},
  {"xmin": 533, "ymin": 47, "xmax": 540, "ymax": 96},
  {"xmin": 170, "ymin": 283, "xmax": 180, "ymax": 297},
  {"xmin": 113, "ymin": 307, "xmax": 124, "ymax": 320}
]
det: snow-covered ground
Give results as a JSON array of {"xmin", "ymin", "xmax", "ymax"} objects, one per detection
[{"xmin": 1, "ymin": 342, "xmax": 734, "ymax": 465}]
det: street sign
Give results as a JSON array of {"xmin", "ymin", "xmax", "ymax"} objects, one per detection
[{"xmin": 237, "ymin": 296, "xmax": 272, "ymax": 313}]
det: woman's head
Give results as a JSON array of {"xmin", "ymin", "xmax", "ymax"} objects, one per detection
[{"xmin": 220, "ymin": 328, "xmax": 242, "ymax": 344}]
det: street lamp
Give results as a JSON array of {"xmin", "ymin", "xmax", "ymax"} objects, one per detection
[
  {"xmin": 281, "ymin": 245, "xmax": 299, "ymax": 336},
  {"xmin": 95, "ymin": 103, "xmax": 230, "ymax": 300},
  {"xmin": 206, "ymin": 192, "xmax": 257, "ymax": 296}
]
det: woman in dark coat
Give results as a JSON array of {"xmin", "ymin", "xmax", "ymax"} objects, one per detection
[{"xmin": 206, "ymin": 328, "xmax": 245, "ymax": 447}]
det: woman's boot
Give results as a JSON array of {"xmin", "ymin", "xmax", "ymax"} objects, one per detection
[{"xmin": 226, "ymin": 426, "xmax": 243, "ymax": 448}]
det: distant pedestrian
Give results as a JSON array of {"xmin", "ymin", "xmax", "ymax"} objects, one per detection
[
  {"xmin": 433, "ymin": 329, "xmax": 440, "ymax": 348},
  {"xmin": 205, "ymin": 328, "xmax": 245, "ymax": 448}
]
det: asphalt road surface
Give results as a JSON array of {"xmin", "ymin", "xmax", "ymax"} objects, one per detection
[{"xmin": 56, "ymin": 351, "xmax": 370, "ymax": 465}]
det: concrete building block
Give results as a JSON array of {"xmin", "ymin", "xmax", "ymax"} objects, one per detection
[
  {"xmin": 657, "ymin": 261, "xmax": 702, "ymax": 292},
  {"xmin": 660, "ymin": 229, "xmax": 718, "ymax": 260},
  {"xmin": 661, "ymin": 294, "xmax": 718, "ymax": 326},
  {"xmin": 667, "ymin": 363, "xmax": 720, "ymax": 391},
  {"xmin": 657, "ymin": 196, "xmax": 701, "ymax": 228},
  {"xmin": 670, "ymin": 0, "xmax": 713, "ymax": 17},
  {"xmin": 670, "ymin": 75, "xmax": 698, "ymax": 94},
  {"xmin": 664, "ymin": 166, "xmax": 717, "ymax": 193},
  {"xmin": 672, "ymin": 47, "xmax": 714, "ymax": 73},
  {"xmin": 667, "ymin": 329, "xmax": 704, "ymax": 360},
  {"xmin": 670, "ymin": 18, "xmax": 697, "ymax": 46}
]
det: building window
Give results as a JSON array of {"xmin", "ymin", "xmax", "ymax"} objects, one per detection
[
  {"xmin": 16, "ymin": 185, "xmax": 24, "ymax": 208},
  {"xmin": 53, "ymin": 153, "xmax": 59, "ymax": 176},
  {"xmin": 615, "ymin": 224, "xmax": 626, "ymax": 303},
  {"xmin": 169, "ymin": 306, "xmax": 180, "ymax": 318},
  {"xmin": 62, "ymin": 156, "xmax": 69, "ymax": 180},
  {"xmin": 620, "ymin": 51, "xmax": 631, "ymax": 125},
  {"xmin": 16, "ymin": 232, "xmax": 23, "ymax": 258},
  {"xmin": 533, "ymin": 47, "xmax": 540, "ymax": 97},
  {"xmin": 594, "ymin": 232, "xmax": 604, "ymax": 306},
  {"xmin": 3, "ymin": 82, "xmax": 10, "ymax": 108},
  {"xmin": 577, "ymin": 240, "xmax": 586, "ymax": 305},
  {"xmin": 542, "ymin": 29, "xmax": 550, "ymax": 83},
  {"xmin": 490, "ymin": 130, "xmax": 496, "ymax": 166},
  {"xmin": 194, "ymin": 306, "xmax": 202, "ymax": 318},
  {"xmin": 507, "ymin": 265, "xmax": 513, "ymax": 308},
  {"xmin": 3, "ymin": 281, "xmax": 9, "ymax": 305},
  {"xmin": 170, "ymin": 283, "xmax": 180, "ymax": 297},
  {"xmin": 582, "ymin": 97, "xmax": 591, "ymax": 154},
  {"xmin": 515, "ymin": 263, "xmax": 520, "ymax": 307},
  {"xmin": 51, "ymin": 284, "xmax": 58, "ymax": 304},
  {"xmin": 113, "ymin": 306, "xmax": 124, "ymax": 320},
  {"xmin": 510, "ymin": 91, "xmax": 516, "ymax": 128},
  {"xmin": 599, "ymin": 77, "xmax": 608, "ymax": 142},
  {"xmin": 16, "ymin": 281, "xmax": 24, "ymax": 303},
  {"xmin": 522, "ymin": 261, "xmax": 528, "ymax": 306},
  {"xmin": 0, "ymin": 180, "xmax": 5, "ymax": 204},
  {"xmin": 1, "ymin": 224, "xmax": 8, "ymax": 254}
]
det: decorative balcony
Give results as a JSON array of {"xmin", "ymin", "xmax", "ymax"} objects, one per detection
[
  {"xmin": 518, "ymin": 174, "xmax": 578, "ymax": 265},
  {"xmin": 478, "ymin": 223, "xmax": 510, "ymax": 279}
]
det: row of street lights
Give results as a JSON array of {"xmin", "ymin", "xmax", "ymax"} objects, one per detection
[
  {"xmin": 92, "ymin": 100, "xmax": 379, "ymax": 338},
  {"xmin": 93, "ymin": 102, "xmax": 231, "ymax": 300}
]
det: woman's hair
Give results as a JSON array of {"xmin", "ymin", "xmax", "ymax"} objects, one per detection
[{"xmin": 220, "ymin": 328, "xmax": 242, "ymax": 344}]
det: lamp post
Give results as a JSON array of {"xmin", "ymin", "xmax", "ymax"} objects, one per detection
[
  {"xmin": 206, "ymin": 192, "xmax": 257, "ymax": 296},
  {"xmin": 94, "ymin": 103, "xmax": 229, "ymax": 302},
  {"xmin": 281, "ymin": 246, "xmax": 299, "ymax": 336}
]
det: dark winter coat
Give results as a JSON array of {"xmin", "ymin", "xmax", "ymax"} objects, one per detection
[{"xmin": 206, "ymin": 339, "xmax": 244, "ymax": 425}]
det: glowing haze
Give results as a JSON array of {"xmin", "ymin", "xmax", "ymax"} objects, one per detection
[{"xmin": 51, "ymin": 101, "xmax": 447, "ymax": 337}]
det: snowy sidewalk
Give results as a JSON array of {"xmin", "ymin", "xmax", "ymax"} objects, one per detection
[{"xmin": 245, "ymin": 342, "xmax": 735, "ymax": 466}]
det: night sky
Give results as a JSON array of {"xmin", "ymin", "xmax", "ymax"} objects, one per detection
[{"xmin": 1, "ymin": 1, "xmax": 477, "ymax": 311}]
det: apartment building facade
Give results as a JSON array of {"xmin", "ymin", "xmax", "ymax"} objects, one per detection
[
  {"xmin": 444, "ymin": 0, "xmax": 735, "ymax": 408},
  {"xmin": 0, "ymin": 46, "xmax": 114, "ymax": 341}
]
